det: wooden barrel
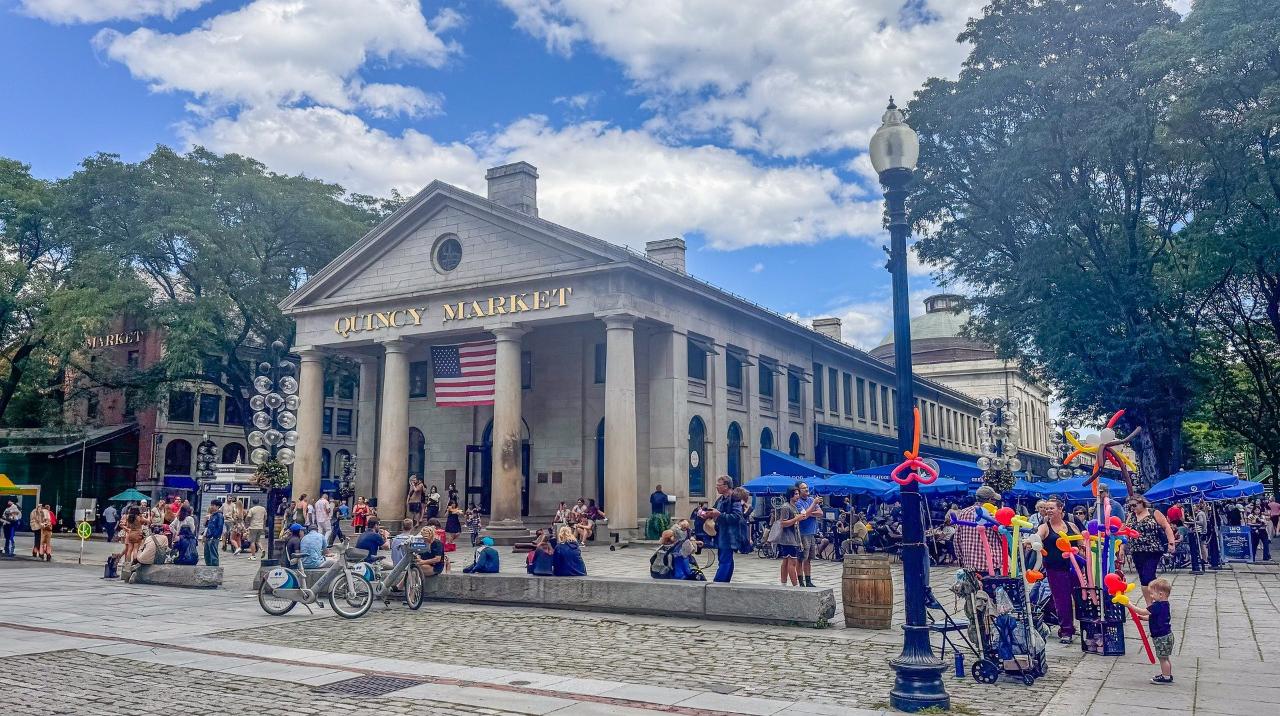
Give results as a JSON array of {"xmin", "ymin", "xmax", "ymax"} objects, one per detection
[{"xmin": 842, "ymin": 554, "xmax": 893, "ymax": 629}]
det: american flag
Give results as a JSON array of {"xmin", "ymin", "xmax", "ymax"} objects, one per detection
[{"xmin": 431, "ymin": 340, "xmax": 497, "ymax": 407}]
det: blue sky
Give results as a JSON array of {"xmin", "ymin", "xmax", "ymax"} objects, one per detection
[{"xmin": 0, "ymin": 0, "xmax": 1008, "ymax": 347}]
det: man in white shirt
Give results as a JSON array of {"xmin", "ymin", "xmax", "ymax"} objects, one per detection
[
  {"xmin": 314, "ymin": 493, "xmax": 332, "ymax": 541},
  {"xmin": 245, "ymin": 499, "xmax": 268, "ymax": 560},
  {"xmin": 102, "ymin": 504, "xmax": 119, "ymax": 544}
]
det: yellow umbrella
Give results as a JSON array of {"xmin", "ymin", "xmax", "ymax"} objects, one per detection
[{"xmin": 0, "ymin": 474, "xmax": 38, "ymax": 496}]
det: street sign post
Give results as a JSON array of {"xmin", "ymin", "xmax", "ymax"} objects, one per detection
[{"xmin": 76, "ymin": 521, "xmax": 92, "ymax": 565}]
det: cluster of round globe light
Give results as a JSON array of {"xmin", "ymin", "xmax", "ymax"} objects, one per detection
[
  {"xmin": 248, "ymin": 356, "xmax": 299, "ymax": 467},
  {"xmin": 976, "ymin": 396, "xmax": 1022, "ymax": 473}
]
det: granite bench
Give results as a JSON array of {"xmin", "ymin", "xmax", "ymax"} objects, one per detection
[
  {"xmin": 421, "ymin": 573, "xmax": 836, "ymax": 628},
  {"xmin": 130, "ymin": 564, "xmax": 223, "ymax": 589}
]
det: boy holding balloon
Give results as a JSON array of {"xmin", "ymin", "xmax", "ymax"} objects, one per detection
[{"xmin": 1127, "ymin": 577, "xmax": 1174, "ymax": 684}]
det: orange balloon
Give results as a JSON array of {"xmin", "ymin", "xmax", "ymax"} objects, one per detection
[
  {"xmin": 1025, "ymin": 570, "xmax": 1044, "ymax": 584},
  {"xmin": 1055, "ymin": 536, "xmax": 1072, "ymax": 552}
]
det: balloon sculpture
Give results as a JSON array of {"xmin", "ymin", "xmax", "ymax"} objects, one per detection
[
  {"xmin": 890, "ymin": 407, "xmax": 939, "ymax": 486},
  {"xmin": 1104, "ymin": 572, "xmax": 1155, "ymax": 664},
  {"xmin": 1061, "ymin": 409, "xmax": 1142, "ymax": 495}
]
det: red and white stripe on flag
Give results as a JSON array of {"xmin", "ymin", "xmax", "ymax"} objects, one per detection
[{"xmin": 431, "ymin": 340, "xmax": 497, "ymax": 407}]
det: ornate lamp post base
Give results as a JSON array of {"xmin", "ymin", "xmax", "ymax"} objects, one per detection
[{"xmin": 890, "ymin": 623, "xmax": 950, "ymax": 712}]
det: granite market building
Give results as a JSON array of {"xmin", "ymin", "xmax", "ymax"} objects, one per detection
[{"xmin": 279, "ymin": 162, "xmax": 1031, "ymax": 539}]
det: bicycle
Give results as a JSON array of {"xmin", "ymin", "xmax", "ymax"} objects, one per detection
[
  {"xmin": 258, "ymin": 541, "xmax": 374, "ymax": 619},
  {"xmin": 367, "ymin": 537, "xmax": 426, "ymax": 610}
]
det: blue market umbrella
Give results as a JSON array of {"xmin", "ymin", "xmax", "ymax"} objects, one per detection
[
  {"xmin": 1143, "ymin": 470, "xmax": 1238, "ymax": 503},
  {"xmin": 742, "ymin": 473, "xmax": 807, "ymax": 496},
  {"xmin": 1009, "ymin": 478, "xmax": 1049, "ymax": 500},
  {"xmin": 1204, "ymin": 480, "xmax": 1264, "ymax": 501},
  {"xmin": 1040, "ymin": 476, "xmax": 1128, "ymax": 501},
  {"xmin": 884, "ymin": 477, "xmax": 970, "ymax": 500},
  {"xmin": 854, "ymin": 457, "xmax": 984, "ymax": 489},
  {"xmin": 812, "ymin": 474, "xmax": 896, "ymax": 499}
]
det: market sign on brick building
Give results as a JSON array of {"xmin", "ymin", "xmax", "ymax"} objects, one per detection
[{"xmin": 85, "ymin": 330, "xmax": 144, "ymax": 349}]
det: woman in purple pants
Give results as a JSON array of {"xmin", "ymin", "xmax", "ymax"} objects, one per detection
[{"xmin": 1037, "ymin": 498, "xmax": 1080, "ymax": 644}]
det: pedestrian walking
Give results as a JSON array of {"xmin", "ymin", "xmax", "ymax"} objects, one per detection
[
  {"xmin": 30, "ymin": 503, "xmax": 51, "ymax": 561},
  {"xmin": 352, "ymin": 496, "xmax": 370, "ymax": 534},
  {"xmin": 245, "ymin": 498, "xmax": 267, "ymax": 559},
  {"xmin": 327, "ymin": 495, "xmax": 346, "ymax": 547},
  {"xmin": 119, "ymin": 506, "xmax": 147, "ymax": 564},
  {"xmin": 1036, "ymin": 497, "xmax": 1080, "ymax": 644},
  {"xmin": 793, "ymin": 481, "xmax": 822, "ymax": 587},
  {"xmin": 2, "ymin": 499, "xmax": 19, "ymax": 557},
  {"xmin": 1248, "ymin": 504, "xmax": 1271, "ymax": 561},
  {"xmin": 101, "ymin": 503, "xmax": 119, "ymax": 545},
  {"xmin": 203, "ymin": 500, "xmax": 224, "ymax": 566},
  {"xmin": 1123, "ymin": 495, "xmax": 1176, "ymax": 602},
  {"xmin": 1131, "ymin": 578, "xmax": 1176, "ymax": 684},
  {"xmin": 773, "ymin": 487, "xmax": 804, "ymax": 586},
  {"xmin": 314, "ymin": 493, "xmax": 333, "ymax": 543},
  {"xmin": 221, "ymin": 499, "xmax": 243, "ymax": 553},
  {"xmin": 701, "ymin": 475, "xmax": 742, "ymax": 583}
]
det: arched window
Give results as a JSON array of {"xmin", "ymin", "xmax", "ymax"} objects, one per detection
[
  {"xmin": 221, "ymin": 443, "xmax": 245, "ymax": 464},
  {"xmin": 688, "ymin": 416, "xmax": 707, "ymax": 497},
  {"xmin": 788, "ymin": 432, "xmax": 801, "ymax": 458},
  {"xmin": 727, "ymin": 422, "xmax": 743, "ymax": 483},
  {"xmin": 321, "ymin": 448, "xmax": 331, "ymax": 480},
  {"xmin": 164, "ymin": 439, "xmax": 192, "ymax": 475},
  {"xmin": 335, "ymin": 449, "xmax": 352, "ymax": 479},
  {"xmin": 760, "ymin": 427, "xmax": 774, "ymax": 452},
  {"xmin": 408, "ymin": 427, "xmax": 426, "ymax": 479}
]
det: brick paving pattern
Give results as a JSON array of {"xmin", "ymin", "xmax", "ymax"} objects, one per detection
[{"xmin": 222, "ymin": 603, "xmax": 1082, "ymax": 715}]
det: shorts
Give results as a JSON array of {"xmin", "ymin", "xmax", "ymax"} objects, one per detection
[
  {"xmin": 248, "ymin": 529, "xmax": 264, "ymax": 543},
  {"xmin": 408, "ymin": 503, "xmax": 423, "ymax": 514},
  {"xmin": 777, "ymin": 545, "xmax": 801, "ymax": 559},
  {"xmin": 1153, "ymin": 633, "xmax": 1175, "ymax": 659},
  {"xmin": 1133, "ymin": 552, "xmax": 1161, "ymax": 585},
  {"xmin": 800, "ymin": 533, "xmax": 816, "ymax": 560}
]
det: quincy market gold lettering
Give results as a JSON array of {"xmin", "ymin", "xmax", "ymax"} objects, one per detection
[
  {"xmin": 441, "ymin": 287, "xmax": 572, "ymax": 323},
  {"xmin": 334, "ymin": 307, "xmax": 425, "ymax": 338}
]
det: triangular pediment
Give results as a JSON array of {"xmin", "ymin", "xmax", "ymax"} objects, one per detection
[{"xmin": 282, "ymin": 183, "xmax": 624, "ymax": 311}]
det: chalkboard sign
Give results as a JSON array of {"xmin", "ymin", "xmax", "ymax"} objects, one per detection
[{"xmin": 1221, "ymin": 525, "xmax": 1254, "ymax": 563}]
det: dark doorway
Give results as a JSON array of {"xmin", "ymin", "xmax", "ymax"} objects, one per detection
[{"xmin": 467, "ymin": 419, "xmax": 531, "ymax": 516}]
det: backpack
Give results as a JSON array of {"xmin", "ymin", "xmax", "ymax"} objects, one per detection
[{"xmin": 649, "ymin": 546, "xmax": 674, "ymax": 579}]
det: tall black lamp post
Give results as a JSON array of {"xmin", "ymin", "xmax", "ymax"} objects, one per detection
[
  {"xmin": 870, "ymin": 97, "xmax": 949, "ymax": 712},
  {"xmin": 248, "ymin": 340, "xmax": 299, "ymax": 560}
]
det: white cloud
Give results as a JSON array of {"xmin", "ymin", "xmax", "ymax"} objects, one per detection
[
  {"xmin": 750, "ymin": 262, "xmax": 764, "ymax": 273},
  {"xmin": 793, "ymin": 288, "xmax": 934, "ymax": 350},
  {"xmin": 499, "ymin": 0, "xmax": 985, "ymax": 156},
  {"xmin": 93, "ymin": 0, "xmax": 460, "ymax": 116},
  {"xmin": 19, "ymin": 0, "xmax": 208, "ymax": 23},
  {"xmin": 187, "ymin": 107, "xmax": 884, "ymax": 251}
]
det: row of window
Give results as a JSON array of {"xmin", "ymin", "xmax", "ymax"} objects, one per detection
[
  {"xmin": 687, "ymin": 338, "xmax": 804, "ymax": 405},
  {"xmin": 813, "ymin": 363, "xmax": 898, "ymax": 426},
  {"xmin": 162, "ymin": 439, "xmax": 245, "ymax": 475},
  {"xmin": 167, "ymin": 391, "xmax": 244, "ymax": 426},
  {"xmin": 686, "ymin": 417, "xmax": 801, "ymax": 496}
]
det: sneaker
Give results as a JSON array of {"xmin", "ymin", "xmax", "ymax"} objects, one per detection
[
  {"xmin": 1059, "ymin": 636, "xmax": 1073, "ymax": 644},
  {"xmin": 1151, "ymin": 675, "xmax": 1173, "ymax": 684}
]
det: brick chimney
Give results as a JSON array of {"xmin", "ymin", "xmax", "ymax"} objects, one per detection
[
  {"xmin": 645, "ymin": 238, "xmax": 687, "ymax": 273},
  {"xmin": 485, "ymin": 161, "xmax": 539, "ymax": 216},
  {"xmin": 812, "ymin": 317, "xmax": 842, "ymax": 341}
]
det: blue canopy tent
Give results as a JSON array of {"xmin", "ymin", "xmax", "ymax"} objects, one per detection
[
  {"xmin": 854, "ymin": 458, "xmax": 985, "ymax": 489},
  {"xmin": 878, "ymin": 477, "xmax": 970, "ymax": 501},
  {"xmin": 1008, "ymin": 478, "xmax": 1051, "ymax": 500},
  {"xmin": 812, "ymin": 474, "xmax": 896, "ymax": 499},
  {"xmin": 742, "ymin": 473, "xmax": 809, "ymax": 496},
  {"xmin": 759, "ymin": 449, "xmax": 834, "ymax": 479},
  {"xmin": 1203, "ymin": 479, "xmax": 1264, "ymax": 501},
  {"xmin": 1144, "ymin": 470, "xmax": 1238, "ymax": 503},
  {"xmin": 1043, "ymin": 476, "xmax": 1128, "ymax": 502}
]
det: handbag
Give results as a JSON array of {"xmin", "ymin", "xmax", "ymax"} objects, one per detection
[{"xmin": 766, "ymin": 520, "xmax": 783, "ymax": 544}]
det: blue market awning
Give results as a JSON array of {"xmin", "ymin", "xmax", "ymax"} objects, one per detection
[
  {"xmin": 743, "ymin": 473, "xmax": 805, "ymax": 496},
  {"xmin": 854, "ymin": 457, "xmax": 984, "ymax": 489},
  {"xmin": 163, "ymin": 475, "xmax": 198, "ymax": 491},
  {"xmin": 1204, "ymin": 479, "xmax": 1263, "ymax": 501},
  {"xmin": 1009, "ymin": 478, "xmax": 1051, "ymax": 499},
  {"xmin": 759, "ymin": 449, "xmax": 834, "ymax": 479}
]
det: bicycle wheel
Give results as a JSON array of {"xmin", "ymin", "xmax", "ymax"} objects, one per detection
[
  {"xmin": 328, "ymin": 574, "xmax": 373, "ymax": 619},
  {"xmin": 696, "ymin": 547, "xmax": 717, "ymax": 571},
  {"xmin": 404, "ymin": 566, "xmax": 424, "ymax": 610},
  {"xmin": 258, "ymin": 581, "xmax": 296, "ymax": 616}
]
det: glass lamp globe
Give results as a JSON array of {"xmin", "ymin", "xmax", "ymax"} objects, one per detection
[
  {"xmin": 250, "ymin": 447, "xmax": 269, "ymax": 465},
  {"xmin": 249, "ymin": 394, "xmax": 267, "ymax": 412},
  {"xmin": 248, "ymin": 431, "xmax": 265, "ymax": 447},
  {"xmin": 265, "ymin": 392, "xmax": 284, "ymax": 410},
  {"xmin": 1009, "ymin": 458, "xmax": 1023, "ymax": 472},
  {"xmin": 254, "ymin": 376, "xmax": 273, "ymax": 395},
  {"xmin": 280, "ymin": 376, "xmax": 299, "ymax": 395},
  {"xmin": 283, "ymin": 430, "xmax": 299, "ymax": 447},
  {"xmin": 976, "ymin": 456, "xmax": 991, "ymax": 470},
  {"xmin": 252, "ymin": 412, "xmax": 272, "ymax": 431},
  {"xmin": 265, "ymin": 429, "xmax": 283, "ymax": 446},
  {"xmin": 277, "ymin": 411, "xmax": 297, "ymax": 429},
  {"xmin": 276, "ymin": 448, "xmax": 296, "ymax": 465},
  {"xmin": 868, "ymin": 98, "xmax": 920, "ymax": 174},
  {"xmin": 285, "ymin": 394, "xmax": 300, "ymax": 411}
]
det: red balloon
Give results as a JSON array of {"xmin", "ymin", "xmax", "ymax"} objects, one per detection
[
  {"xmin": 1103, "ymin": 572, "xmax": 1125, "ymax": 595},
  {"xmin": 1108, "ymin": 516, "xmax": 1123, "ymax": 529},
  {"xmin": 995, "ymin": 507, "xmax": 1015, "ymax": 526}
]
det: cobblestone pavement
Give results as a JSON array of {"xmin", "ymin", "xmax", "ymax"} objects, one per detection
[
  {"xmin": 1, "ymin": 650, "xmax": 528, "ymax": 716},
  {"xmin": 221, "ymin": 602, "xmax": 1081, "ymax": 716}
]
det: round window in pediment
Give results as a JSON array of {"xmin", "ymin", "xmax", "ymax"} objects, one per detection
[{"xmin": 433, "ymin": 235, "xmax": 462, "ymax": 273}]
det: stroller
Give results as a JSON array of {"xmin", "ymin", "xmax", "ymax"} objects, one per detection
[
  {"xmin": 650, "ymin": 535, "xmax": 707, "ymax": 581},
  {"xmin": 972, "ymin": 577, "xmax": 1048, "ymax": 685}
]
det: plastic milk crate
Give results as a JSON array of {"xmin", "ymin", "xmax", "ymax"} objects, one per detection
[{"xmin": 1074, "ymin": 587, "xmax": 1125, "ymax": 656}]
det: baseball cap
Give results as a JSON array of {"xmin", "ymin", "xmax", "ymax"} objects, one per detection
[
  {"xmin": 288, "ymin": 523, "xmax": 304, "ymax": 533},
  {"xmin": 975, "ymin": 485, "xmax": 1000, "ymax": 501},
  {"xmin": 480, "ymin": 536, "xmax": 494, "ymax": 546}
]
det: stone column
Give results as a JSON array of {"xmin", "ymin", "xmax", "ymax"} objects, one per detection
[
  {"xmin": 648, "ymin": 328, "xmax": 689, "ymax": 517},
  {"xmin": 489, "ymin": 327, "xmax": 527, "ymax": 536},
  {"xmin": 375, "ymin": 340, "xmax": 410, "ymax": 521},
  {"xmin": 603, "ymin": 315, "xmax": 639, "ymax": 533},
  {"xmin": 292, "ymin": 350, "xmax": 325, "ymax": 503},
  {"xmin": 711, "ymin": 341, "xmax": 729, "ymax": 482},
  {"xmin": 355, "ymin": 356, "xmax": 380, "ymax": 501},
  {"xmin": 742, "ymin": 350, "xmax": 760, "ymax": 482}
]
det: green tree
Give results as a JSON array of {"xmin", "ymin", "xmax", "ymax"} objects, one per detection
[
  {"xmin": 906, "ymin": 0, "xmax": 1198, "ymax": 487},
  {"xmin": 1156, "ymin": 0, "xmax": 1280, "ymax": 493},
  {"xmin": 59, "ymin": 146, "xmax": 385, "ymax": 439},
  {"xmin": 0, "ymin": 158, "xmax": 144, "ymax": 426}
]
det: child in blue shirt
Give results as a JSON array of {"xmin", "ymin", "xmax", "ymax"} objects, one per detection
[{"xmin": 1132, "ymin": 577, "xmax": 1174, "ymax": 684}]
